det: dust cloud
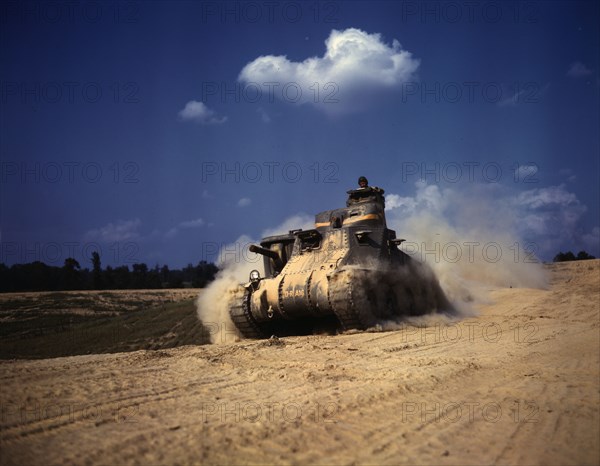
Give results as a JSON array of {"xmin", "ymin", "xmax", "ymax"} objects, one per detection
[
  {"xmin": 386, "ymin": 181, "xmax": 549, "ymax": 314},
  {"xmin": 195, "ymin": 234, "xmax": 258, "ymax": 344},
  {"xmin": 197, "ymin": 183, "xmax": 548, "ymax": 341}
]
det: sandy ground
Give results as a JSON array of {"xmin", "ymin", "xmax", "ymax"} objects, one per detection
[{"xmin": 0, "ymin": 260, "xmax": 598, "ymax": 465}]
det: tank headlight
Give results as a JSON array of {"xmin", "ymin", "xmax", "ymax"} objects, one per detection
[{"xmin": 249, "ymin": 270, "xmax": 261, "ymax": 282}]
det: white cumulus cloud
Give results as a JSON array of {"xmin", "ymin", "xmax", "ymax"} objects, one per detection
[
  {"xmin": 385, "ymin": 181, "xmax": 447, "ymax": 215},
  {"xmin": 516, "ymin": 184, "xmax": 580, "ymax": 209},
  {"xmin": 238, "ymin": 27, "xmax": 420, "ymax": 114},
  {"xmin": 178, "ymin": 100, "xmax": 227, "ymax": 124},
  {"xmin": 84, "ymin": 218, "xmax": 141, "ymax": 242},
  {"xmin": 166, "ymin": 218, "xmax": 205, "ymax": 238}
]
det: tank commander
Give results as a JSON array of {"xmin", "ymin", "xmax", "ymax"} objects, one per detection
[
  {"xmin": 347, "ymin": 176, "xmax": 385, "ymax": 207},
  {"xmin": 357, "ymin": 176, "xmax": 384, "ymax": 194}
]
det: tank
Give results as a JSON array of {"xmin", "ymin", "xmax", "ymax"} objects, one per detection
[{"xmin": 229, "ymin": 186, "xmax": 452, "ymax": 338}]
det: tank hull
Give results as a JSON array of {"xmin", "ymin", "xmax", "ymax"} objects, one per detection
[{"xmin": 229, "ymin": 187, "xmax": 451, "ymax": 338}]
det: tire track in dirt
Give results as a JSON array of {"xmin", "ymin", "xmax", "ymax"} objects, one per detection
[{"xmin": 0, "ymin": 261, "xmax": 598, "ymax": 465}]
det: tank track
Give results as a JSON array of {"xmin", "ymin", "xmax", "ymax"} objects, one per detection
[
  {"xmin": 328, "ymin": 270, "xmax": 364, "ymax": 330},
  {"xmin": 229, "ymin": 286, "xmax": 269, "ymax": 339},
  {"xmin": 329, "ymin": 269, "xmax": 402, "ymax": 331}
]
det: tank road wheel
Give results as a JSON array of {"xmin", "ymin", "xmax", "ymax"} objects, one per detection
[{"xmin": 229, "ymin": 286, "xmax": 269, "ymax": 339}]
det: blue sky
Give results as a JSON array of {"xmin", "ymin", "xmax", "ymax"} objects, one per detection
[{"xmin": 1, "ymin": 0, "xmax": 598, "ymax": 269}]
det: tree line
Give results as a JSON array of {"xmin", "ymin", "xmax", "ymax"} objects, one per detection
[
  {"xmin": 0, "ymin": 252, "xmax": 218, "ymax": 292},
  {"xmin": 553, "ymin": 250, "xmax": 596, "ymax": 262}
]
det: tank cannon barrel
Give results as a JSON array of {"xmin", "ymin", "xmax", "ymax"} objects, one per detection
[
  {"xmin": 249, "ymin": 244, "xmax": 284, "ymax": 271},
  {"xmin": 249, "ymin": 244, "xmax": 278, "ymax": 259}
]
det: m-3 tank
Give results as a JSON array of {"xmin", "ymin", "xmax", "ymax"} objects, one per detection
[{"xmin": 229, "ymin": 186, "xmax": 451, "ymax": 338}]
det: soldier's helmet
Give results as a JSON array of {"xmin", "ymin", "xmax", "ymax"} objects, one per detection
[{"xmin": 358, "ymin": 176, "xmax": 368, "ymax": 186}]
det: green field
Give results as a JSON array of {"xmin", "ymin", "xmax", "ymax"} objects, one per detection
[{"xmin": 0, "ymin": 290, "xmax": 210, "ymax": 359}]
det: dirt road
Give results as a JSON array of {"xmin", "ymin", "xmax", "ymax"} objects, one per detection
[{"xmin": 1, "ymin": 260, "xmax": 598, "ymax": 465}]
